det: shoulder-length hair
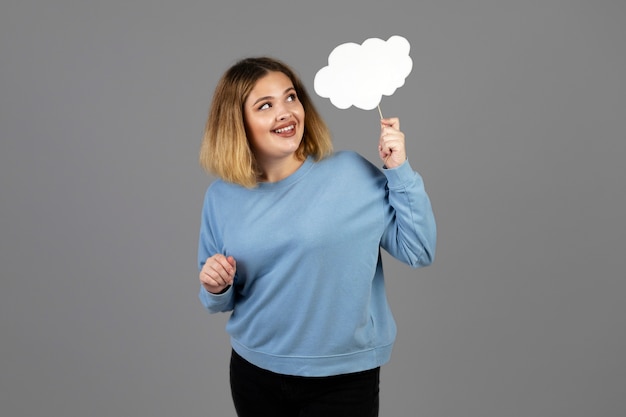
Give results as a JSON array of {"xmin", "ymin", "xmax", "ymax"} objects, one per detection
[{"xmin": 199, "ymin": 56, "xmax": 333, "ymax": 188}]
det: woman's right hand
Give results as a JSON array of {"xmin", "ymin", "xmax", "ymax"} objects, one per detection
[{"xmin": 200, "ymin": 254, "xmax": 236, "ymax": 294}]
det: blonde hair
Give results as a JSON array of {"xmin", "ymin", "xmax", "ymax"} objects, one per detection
[{"xmin": 200, "ymin": 57, "xmax": 333, "ymax": 188}]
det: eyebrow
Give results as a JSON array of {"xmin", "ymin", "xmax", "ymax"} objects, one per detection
[{"xmin": 251, "ymin": 87, "xmax": 296, "ymax": 106}]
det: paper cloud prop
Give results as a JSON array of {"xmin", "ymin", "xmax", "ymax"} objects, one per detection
[{"xmin": 314, "ymin": 35, "xmax": 413, "ymax": 111}]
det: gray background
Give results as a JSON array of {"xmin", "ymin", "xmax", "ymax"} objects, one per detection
[{"xmin": 1, "ymin": 1, "xmax": 624, "ymax": 416}]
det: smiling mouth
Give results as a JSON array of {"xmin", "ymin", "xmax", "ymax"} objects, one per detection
[{"xmin": 273, "ymin": 124, "xmax": 295, "ymax": 134}]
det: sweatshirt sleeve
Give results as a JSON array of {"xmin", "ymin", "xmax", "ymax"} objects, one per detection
[
  {"xmin": 198, "ymin": 284, "xmax": 235, "ymax": 313},
  {"xmin": 380, "ymin": 159, "xmax": 437, "ymax": 268},
  {"xmin": 197, "ymin": 186, "xmax": 235, "ymax": 313}
]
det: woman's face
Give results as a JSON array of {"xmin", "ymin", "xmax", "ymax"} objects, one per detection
[{"xmin": 243, "ymin": 71, "xmax": 305, "ymax": 164}]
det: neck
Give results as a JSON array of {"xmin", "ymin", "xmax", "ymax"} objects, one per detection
[{"xmin": 257, "ymin": 155, "xmax": 304, "ymax": 183}]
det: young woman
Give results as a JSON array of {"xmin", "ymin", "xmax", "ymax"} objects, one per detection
[{"xmin": 198, "ymin": 56, "xmax": 436, "ymax": 416}]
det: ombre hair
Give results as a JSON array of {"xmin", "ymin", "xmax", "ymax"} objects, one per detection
[{"xmin": 199, "ymin": 57, "xmax": 333, "ymax": 188}]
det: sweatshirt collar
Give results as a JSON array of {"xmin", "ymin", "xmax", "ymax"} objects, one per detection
[{"xmin": 254, "ymin": 156, "xmax": 314, "ymax": 191}]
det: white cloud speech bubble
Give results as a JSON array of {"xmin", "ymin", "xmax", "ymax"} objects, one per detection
[{"xmin": 314, "ymin": 35, "xmax": 413, "ymax": 111}]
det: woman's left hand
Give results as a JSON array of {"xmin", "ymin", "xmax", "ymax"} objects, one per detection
[{"xmin": 378, "ymin": 117, "xmax": 407, "ymax": 169}]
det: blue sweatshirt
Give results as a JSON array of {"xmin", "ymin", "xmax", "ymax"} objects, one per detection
[{"xmin": 198, "ymin": 151, "xmax": 436, "ymax": 377}]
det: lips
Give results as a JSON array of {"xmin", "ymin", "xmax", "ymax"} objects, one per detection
[{"xmin": 273, "ymin": 123, "xmax": 296, "ymax": 136}]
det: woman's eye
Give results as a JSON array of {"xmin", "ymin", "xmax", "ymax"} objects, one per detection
[
  {"xmin": 287, "ymin": 93, "xmax": 297, "ymax": 102},
  {"xmin": 259, "ymin": 102, "xmax": 271, "ymax": 110}
]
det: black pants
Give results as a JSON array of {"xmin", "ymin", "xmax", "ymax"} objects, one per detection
[{"xmin": 230, "ymin": 350, "xmax": 380, "ymax": 417}]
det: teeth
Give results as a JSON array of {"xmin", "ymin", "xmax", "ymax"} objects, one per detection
[{"xmin": 274, "ymin": 125, "xmax": 294, "ymax": 133}]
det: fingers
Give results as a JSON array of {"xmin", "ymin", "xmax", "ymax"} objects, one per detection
[
  {"xmin": 379, "ymin": 117, "xmax": 403, "ymax": 149},
  {"xmin": 378, "ymin": 117, "xmax": 406, "ymax": 168},
  {"xmin": 200, "ymin": 254, "xmax": 236, "ymax": 294},
  {"xmin": 380, "ymin": 117, "xmax": 400, "ymax": 130}
]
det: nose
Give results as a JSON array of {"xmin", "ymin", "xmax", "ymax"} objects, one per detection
[{"xmin": 275, "ymin": 104, "xmax": 291, "ymax": 121}]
